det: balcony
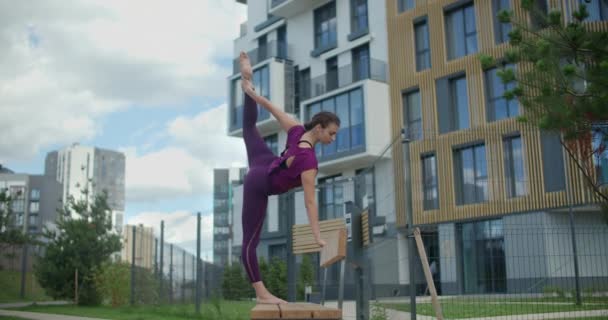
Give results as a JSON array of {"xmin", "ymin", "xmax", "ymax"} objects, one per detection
[
  {"xmin": 300, "ymin": 59, "xmax": 387, "ymax": 101},
  {"xmin": 232, "ymin": 40, "xmax": 291, "ymax": 75},
  {"xmin": 301, "ymin": 79, "xmax": 391, "ymax": 176},
  {"xmin": 228, "ymin": 58, "xmax": 295, "ymax": 137},
  {"xmin": 269, "ymin": 0, "xmax": 326, "ymax": 18}
]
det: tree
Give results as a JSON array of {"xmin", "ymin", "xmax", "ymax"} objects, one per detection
[
  {"xmin": 221, "ymin": 264, "xmax": 250, "ymax": 300},
  {"xmin": 297, "ymin": 254, "xmax": 315, "ymax": 300},
  {"xmin": 34, "ymin": 190, "xmax": 122, "ymax": 305},
  {"xmin": 479, "ymin": 0, "xmax": 608, "ymax": 215}
]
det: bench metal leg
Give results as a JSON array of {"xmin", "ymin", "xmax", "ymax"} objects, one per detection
[
  {"xmin": 321, "ymin": 267, "xmax": 328, "ymax": 306},
  {"xmin": 338, "ymin": 259, "xmax": 345, "ymax": 310}
]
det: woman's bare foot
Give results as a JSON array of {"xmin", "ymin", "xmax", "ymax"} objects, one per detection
[
  {"xmin": 240, "ymin": 51, "xmax": 253, "ymax": 81},
  {"xmin": 256, "ymin": 293, "xmax": 288, "ymax": 305}
]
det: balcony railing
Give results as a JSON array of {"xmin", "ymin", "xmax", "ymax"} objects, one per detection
[
  {"xmin": 232, "ymin": 40, "xmax": 291, "ymax": 74},
  {"xmin": 300, "ymin": 59, "xmax": 387, "ymax": 101},
  {"xmin": 271, "ymin": 0, "xmax": 287, "ymax": 8}
]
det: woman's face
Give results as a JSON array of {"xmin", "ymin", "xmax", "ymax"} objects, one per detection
[{"xmin": 316, "ymin": 123, "xmax": 339, "ymax": 145}]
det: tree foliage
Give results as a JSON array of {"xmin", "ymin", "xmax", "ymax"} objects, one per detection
[
  {"xmin": 34, "ymin": 190, "xmax": 122, "ymax": 305},
  {"xmin": 479, "ymin": 1, "xmax": 608, "ymax": 212}
]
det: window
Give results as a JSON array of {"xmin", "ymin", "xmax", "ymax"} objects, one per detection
[
  {"xmin": 352, "ymin": 45, "xmax": 370, "ymax": 82},
  {"xmin": 351, "ymin": 0, "xmax": 368, "ymax": 35},
  {"xmin": 258, "ymin": 34, "xmax": 268, "ymax": 62},
  {"xmin": 454, "ymin": 143, "xmax": 488, "ymax": 205},
  {"xmin": 592, "ymin": 125, "xmax": 608, "ymax": 185},
  {"xmin": 319, "ymin": 175, "xmax": 343, "ymax": 220},
  {"xmin": 298, "ymin": 68, "xmax": 311, "ymax": 101},
  {"xmin": 307, "ymin": 88, "xmax": 364, "ymax": 159},
  {"xmin": 12, "ymin": 200, "xmax": 25, "ymax": 213},
  {"xmin": 503, "ymin": 135, "xmax": 527, "ymax": 197},
  {"xmin": 414, "ymin": 18, "xmax": 431, "ymax": 71},
  {"xmin": 326, "ymin": 57, "xmax": 339, "ymax": 92},
  {"xmin": 460, "ymin": 219, "xmax": 506, "ymax": 293},
  {"xmin": 29, "ymin": 214, "xmax": 38, "ymax": 227},
  {"xmin": 264, "ymin": 134, "xmax": 279, "ymax": 156},
  {"xmin": 437, "ymin": 74, "xmax": 469, "ymax": 133},
  {"xmin": 531, "ymin": 0, "xmax": 549, "ymax": 30},
  {"xmin": 277, "ymin": 26, "xmax": 287, "ymax": 59},
  {"xmin": 402, "ymin": 89, "xmax": 422, "ymax": 140},
  {"xmin": 540, "ymin": 131, "xmax": 566, "ymax": 192},
  {"xmin": 314, "ymin": 1, "xmax": 337, "ymax": 50},
  {"xmin": 493, "ymin": 0, "xmax": 512, "ymax": 44},
  {"xmin": 485, "ymin": 64, "xmax": 518, "ymax": 121},
  {"xmin": 445, "ymin": 3, "xmax": 478, "ymax": 60},
  {"xmin": 398, "ymin": 0, "xmax": 415, "ymax": 12},
  {"xmin": 29, "ymin": 201, "xmax": 40, "ymax": 213},
  {"xmin": 355, "ymin": 168, "xmax": 376, "ymax": 214},
  {"xmin": 269, "ymin": 244, "xmax": 287, "ymax": 260},
  {"xmin": 422, "ymin": 153, "xmax": 439, "ymax": 210},
  {"xmin": 580, "ymin": 0, "xmax": 608, "ymax": 21},
  {"xmin": 30, "ymin": 189, "xmax": 40, "ymax": 200},
  {"xmin": 253, "ymin": 65, "xmax": 271, "ymax": 121}
]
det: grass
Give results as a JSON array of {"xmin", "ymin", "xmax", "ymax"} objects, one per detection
[
  {"xmin": 13, "ymin": 300, "xmax": 256, "ymax": 320},
  {"xmin": 380, "ymin": 299, "xmax": 608, "ymax": 319},
  {"xmin": 0, "ymin": 270, "xmax": 50, "ymax": 303},
  {"xmin": 0, "ymin": 317, "xmax": 30, "ymax": 320}
]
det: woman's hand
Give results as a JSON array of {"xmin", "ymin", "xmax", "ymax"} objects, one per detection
[{"xmin": 315, "ymin": 235, "xmax": 327, "ymax": 248}]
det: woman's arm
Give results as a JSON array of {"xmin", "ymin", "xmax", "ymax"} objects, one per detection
[
  {"xmin": 301, "ymin": 169, "xmax": 326, "ymax": 247},
  {"xmin": 242, "ymin": 79, "xmax": 300, "ymax": 132}
]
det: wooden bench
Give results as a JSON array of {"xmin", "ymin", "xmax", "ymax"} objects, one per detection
[{"xmin": 251, "ymin": 303, "xmax": 342, "ymax": 320}]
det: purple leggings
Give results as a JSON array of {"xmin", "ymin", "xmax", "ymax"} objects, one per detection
[{"xmin": 241, "ymin": 93, "xmax": 277, "ymax": 283}]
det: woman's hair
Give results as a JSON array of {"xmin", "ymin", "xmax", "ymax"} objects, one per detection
[{"xmin": 304, "ymin": 111, "xmax": 341, "ymax": 131}]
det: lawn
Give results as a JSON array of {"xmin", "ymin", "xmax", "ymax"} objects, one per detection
[
  {"xmin": 380, "ymin": 299, "xmax": 608, "ymax": 319},
  {"xmin": 0, "ymin": 317, "xmax": 29, "ymax": 320},
  {"xmin": 14, "ymin": 300, "xmax": 256, "ymax": 320},
  {"xmin": 0, "ymin": 270, "xmax": 50, "ymax": 303}
]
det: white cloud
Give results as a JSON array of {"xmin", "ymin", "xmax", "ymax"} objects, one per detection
[
  {"xmin": 124, "ymin": 104, "xmax": 246, "ymax": 203},
  {"xmin": 127, "ymin": 210, "xmax": 214, "ymax": 259},
  {"xmin": 0, "ymin": 0, "xmax": 246, "ymax": 163}
]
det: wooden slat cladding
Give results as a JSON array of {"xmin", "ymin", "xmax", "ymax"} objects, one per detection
[{"xmin": 386, "ymin": 0, "xmax": 608, "ymax": 227}]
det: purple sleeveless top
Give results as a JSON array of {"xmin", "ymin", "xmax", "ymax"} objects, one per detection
[{"xmin": 267, "ymin": 125, "xmax": 318, "ymax": 195}]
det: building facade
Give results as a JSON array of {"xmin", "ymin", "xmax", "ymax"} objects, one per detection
[
  {"xmin": 122, "ymin": 224, "xmax": 156, "ymax": 270},
  {"xmin": 387, "ymin": 0, "xmax": 608, "ymax": 294},
  {"xmin": 213, "ymin": 167, "xmax": 247, "ymax": 266},
  {"xmin": 228, "ymin": 0, "xmax": 403, "ymax": 297},
  {"xmin": 45, "ymin": 143, "xmax": 125, "ymax": 233}
]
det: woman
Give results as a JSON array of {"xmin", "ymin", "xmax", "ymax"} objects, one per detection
[{"xmin": 238, "ymin": 52, "xmax": 340, "ymax": 304}]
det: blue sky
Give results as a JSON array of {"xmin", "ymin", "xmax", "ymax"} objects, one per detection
[{"xmin": 0, "ymin": 0, "xmax": 248, "ymax": 259}]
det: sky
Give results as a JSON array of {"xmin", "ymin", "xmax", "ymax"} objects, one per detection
[{"xmin": 0, "ymin": 0, "xmax": 248, "ymax": 261}]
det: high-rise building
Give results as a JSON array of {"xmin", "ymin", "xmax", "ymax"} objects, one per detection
[
  {"xmin": 387, "ymin": 0, "xmax": 608, "ymax": 294},
  {"xmin": 0, "ymin": 173, "xmax": 62, "ymax": 235},
  {"xmin": 229, "ymin": 0, "xmax": 397, "ymax": 297},
  {"xmin": 122, "ymin": 224, "xmax": 155, "ymax": 270},
  {"xmin": 45, "ymin": 143, "xmax": 125, "ymax": 233},
  {"xmin": 213, "ymin": 167, "xmax": 246, "ymax": 266}
]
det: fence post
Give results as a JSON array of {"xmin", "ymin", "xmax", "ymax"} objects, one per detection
[
  {"xmin": 160, "ymin": 220, "xmax": 164, "ymax": 302},
  {"xmin": 196, "ymin": 212, "xmax": 201, "ymax": 314},
  {"xmin": 131, "ymin": 225, "xmax": 136, "ymax": 305},
  {"xmin": 403, "ymin": 134, "xmax": 417, "ymax": 320}
]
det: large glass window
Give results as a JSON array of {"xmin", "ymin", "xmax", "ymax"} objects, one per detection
[
  {"xmin": 264, "ymin": 134, "xmax": 279, "ymax": 156},
  {"xmin": 307, "ymin": 88, "xmax": 365, "ymax": 159},
  {"xmin": 454, "ymin": 143, "xmax": 488, "ymax": 205},
  {"xmin": 326, "ymin": 57, "xmax": 339, "ymax": 92},
  {"xmin": 485, "ymin": 64, "xmax": 518, "ymax": 121},
  {"xmin": 422, "ymin": 153, "xmax": 439, "ymax": 210},
  {"xmin": 398, "ymin": 0, "xmax": 415, "ymax": 12},
  {"xmin": 403, "ymin": 89, "xmax": 422, "ymax": 141},
  {"xmin": 319, "ymin": 175, "xmax": 343, "ymax": 220},
  {"xmin": 438, "ymin": 75, "xmax": 470, "ymax": 133},
  {"xmin": 351, "ymin": 0, "xmax": 368, "ymax": 34},
  {"xmin": 503, "ymin": 135, "xmax": 527, "ymax": 197},
  {"xmin": 580, "ymin": 0, "xmax": 608, "ymax": 21},
  {"xmin": 445, "ymin": 3, "xmax": 478, "ymax": 60},
  {"xmin": 314, "ymin": 1, "xmax": 337, "ymax": 50},
  {"xmin": 352, "ymin": 44, "xmax": 370, "ymax": 82},
  {"xmin": 253, "ymin": 65, "xmax": 271, "ymax": 121},
  {"xmin": 414, "ymin": 18, "xmax": 431, "ymax": 71},
  {"xmin": 460, "ymin": 219, "xmax": 506, "ymax": 294},
  {"xmin": 493, "ymin": 0, "xmax": 512, "ymax": 44},
  {"xmin": 592, "ymin": 125, "xmax": 608, "ymax": 186}
]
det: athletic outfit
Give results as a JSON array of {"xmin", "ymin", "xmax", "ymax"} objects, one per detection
[{"xmin": 240, "ymin": 93, "xmax": 318, "ymax": 283}]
